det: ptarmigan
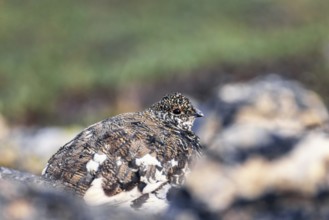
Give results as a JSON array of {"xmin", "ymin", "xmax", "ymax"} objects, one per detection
[{"xmin": 42, "ymin": 92, "xmax": 203, "ymax": 213}]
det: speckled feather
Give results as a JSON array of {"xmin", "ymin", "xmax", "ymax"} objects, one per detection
[{"xmin": 42, "ymin": 93, "xmax": 203, "ymax": 211}]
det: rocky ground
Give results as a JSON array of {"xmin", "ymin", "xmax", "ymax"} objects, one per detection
[
  {"xmin": 1, "ymin": 74, "xmax": 329, "ymax": 219},
  {"xmin": 168, "ymin": 75, "xmax": 329, "ymax": 220},
  {"xmin": 0, "ymin": 167, "xmax": 153, "ymax": 220},
  {"xmin": 0, "ymin": 126, "xmax": 80, "ymax": 174}
]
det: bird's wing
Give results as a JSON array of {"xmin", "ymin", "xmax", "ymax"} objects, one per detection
[
  {"xmin": 42, "ymin": 118, "xmax": 113, "ymax": 195},
  {"xmin": 83, "ymin": 115, "xmax": 179, "ymax": 206},
  {"xmin": 43, "ymin": 113, "xmax": 186, "ymax": 206}
]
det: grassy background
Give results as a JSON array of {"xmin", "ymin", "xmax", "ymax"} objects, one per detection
[{"xmin": 0, "ymin": 0, "xmax": 329, "ymax": 126}]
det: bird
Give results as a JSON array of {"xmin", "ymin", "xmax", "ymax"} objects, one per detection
[{"xmin": 42, "ymin": 92, "xmax": 203, "ymax": 212}]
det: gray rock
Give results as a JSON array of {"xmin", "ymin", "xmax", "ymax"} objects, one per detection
[
  {"xmin": 0, "ymin": 126, "xmax": 80, "ymax": 173},
  {"xmin": 170, "ymin": 126, "xmax": 329, "ymax": 220},
  {"xmin": 0, "ymin": 167, "xmax": 155, "ymax": 220},
  {"xmin": 197, "ymin": 74, "xmax": 329, "ymax": 146},
  {"xmin": 168, "ymin": 76, "xmax": 329, "ymax": 220}
]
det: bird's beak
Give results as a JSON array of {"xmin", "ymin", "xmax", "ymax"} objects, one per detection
[{"xmin": 194, "ymin": 108, "xmax": 204, "ymax": 117}]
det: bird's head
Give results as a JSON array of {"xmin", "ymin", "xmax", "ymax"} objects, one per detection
[{"xmin": 149, "ymin": 92, "xmax": 203, "ymax": 131}]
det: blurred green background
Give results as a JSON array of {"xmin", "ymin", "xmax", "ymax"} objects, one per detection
[{"xmin": 1, "ymin": 0, "xmax": 329, "ymax": 126}]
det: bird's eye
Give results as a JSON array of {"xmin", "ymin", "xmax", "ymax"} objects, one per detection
[{"xmin": 173, "ymin": 108, "xmax": 181, "ymax": 115}]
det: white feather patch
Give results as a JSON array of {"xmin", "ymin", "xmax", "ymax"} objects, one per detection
[
  {"xmin": 132, "ymin": 191, "xmax": 168, "ymax": 213},
  {"xmin": 86, "ymin": 153, "xmax": 107, "ymax": 173},
  {"xmin": 169, "ymin": 159, "xmax": 178, "ymax": 167},
  {"xmin": 93, "ymin": 153, "xmax": 107, "ymax": 164},
  {"xmin": 86, "ymin": 159, "xmax": 99, "ymax": 173},
  {"xmin": 84, "ymin": 178, "xmax": 142, "ymax": 206},
  {"xmin": 135, "ymin": 154, "xmax": 162, "ymax": 167}
]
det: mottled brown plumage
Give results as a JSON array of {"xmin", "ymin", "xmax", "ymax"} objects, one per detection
[{"xmin": 42, "ymin": 92, "xmax": 203, "ymax": 212}]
